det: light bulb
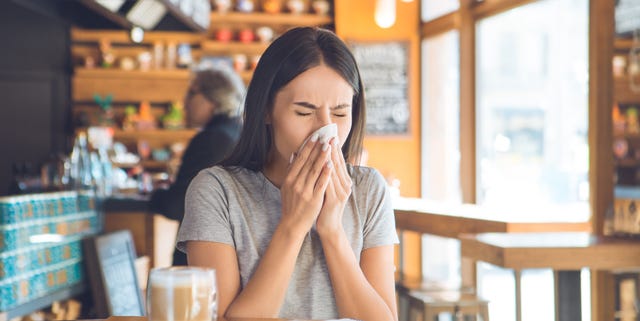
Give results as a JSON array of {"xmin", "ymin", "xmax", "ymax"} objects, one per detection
[{"xmin": 375, "ymin": 0, "xmax": 396, "ymax": 29}]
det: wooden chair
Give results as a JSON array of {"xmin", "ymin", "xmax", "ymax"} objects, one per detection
[{"xmin": 397, "ymin": 281, "xmax": 489, "ymax": 321}]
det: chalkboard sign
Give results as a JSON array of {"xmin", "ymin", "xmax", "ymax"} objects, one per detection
[
  {"xmin": 615, "ymin": 0, "xmax": 640, "ymax": 36},
  {"xmin": 83, "ymin": 230, "xmax": 145, "ymax": 317},
  {"xmin": 350, "ymin": 41, "xmax": 410, "ymax": 135}
]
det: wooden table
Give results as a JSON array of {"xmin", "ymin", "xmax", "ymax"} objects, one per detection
[
  {"xmin": 394, "ymin": 198, "xmax": 590, "ymax": 238},
  {"xmin": 392, "ymin": 197, "xmax": 590, "ymax": 284},
  {"xmin": 460, "ymin": 232, "xmax": 640, "ymax": 321}
]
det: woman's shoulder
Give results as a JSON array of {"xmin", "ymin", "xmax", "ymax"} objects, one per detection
[
  {"xmin": 192, "ymin": 165, "xmax": 257, "ymax": 187},
  {"xmin": 348, "ymin": 165, "xmax": 386, "ymax": 187}
]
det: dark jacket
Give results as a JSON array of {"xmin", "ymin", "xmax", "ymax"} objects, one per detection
[{"xmin": 149, "ymin": 114, "xmax": 242, "ymax": 265}]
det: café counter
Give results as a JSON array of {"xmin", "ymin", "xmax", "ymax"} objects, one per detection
[{"xmin": 102, "ymin": 194, "xmax": 179, "ymax": 270}]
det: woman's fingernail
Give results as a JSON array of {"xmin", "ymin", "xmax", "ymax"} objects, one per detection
[
  {"xmin": 322, "ymin": 142, "xmax": 330, "ymax": 151},
  {"xmin": 327, "ymin": 160, "xmax": 333, "ymax": 168},
  {"xmin": 289, "ymin": 153, "xmax": 295, "ymax": 163},
  {"xmin": 310, "ymin": 133, "xmax": 319, "ymax": 142}
]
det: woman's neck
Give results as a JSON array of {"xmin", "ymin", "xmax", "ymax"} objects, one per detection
[{"xmin": 261, "ymin": 159, "xmax": 287, "ymax": 189}]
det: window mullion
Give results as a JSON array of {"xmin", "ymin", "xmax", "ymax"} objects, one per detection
[{"xmin": 459, "ymin": 0, "xmax": 476, "ymax": 204}]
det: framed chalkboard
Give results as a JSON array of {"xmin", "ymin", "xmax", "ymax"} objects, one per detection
[
  {"xmin": 350, "ymin": 41, "xmax": 410, "ymax": 135},
  {"xmin": 83, "ymin": 230, "xmax": 145, "ymax": 317}
]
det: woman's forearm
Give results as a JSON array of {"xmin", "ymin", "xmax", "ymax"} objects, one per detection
[
  {"xmin": 225, "ymin": 224, "xmax": 306, "ymax": 318},
  {"xmin": 319, "ymin": 231, "xmax": 397, "ymax": 321}
]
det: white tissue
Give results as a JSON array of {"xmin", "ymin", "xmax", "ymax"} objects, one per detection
[{"xmin": 297, "ymin": 123, "xmax": 338, "ymax": 153}]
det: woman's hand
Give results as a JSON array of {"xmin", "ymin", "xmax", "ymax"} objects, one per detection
[
  {"xmin": 316, "ymin": 138, "xmax": 352, "ymax": 237},
  {"xmin": 279, "ymin": 134, "xmax": 333, "ymax": 236}
]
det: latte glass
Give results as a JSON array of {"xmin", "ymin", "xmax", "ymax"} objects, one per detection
[{"xmin": 147, "ymin": 267, "xmax": 217, "ymax": 321}]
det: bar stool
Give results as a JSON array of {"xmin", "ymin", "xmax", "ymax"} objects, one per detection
[{"xmin": 405, "ymin": 290, "xmax": 490, "ymax": 321}]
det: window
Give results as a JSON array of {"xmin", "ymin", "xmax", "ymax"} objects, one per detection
[
  {"xmin": 422, "ymin": 30, "xmax": 461, "ymax": 203},
  {"xmin": 476, "ymin": 0, "xmax": 589, "ymax": 220},
  {"xmin": 421, "ymin": 30, "xmax": 461, "ymax": 285}
]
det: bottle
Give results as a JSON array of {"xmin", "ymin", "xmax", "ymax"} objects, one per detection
[
  {"xmin": 166, "ymin": 42, "xmax": 177, "ymax": 69},
  {"xmin": 70, "ymin": 132, "xmax": 93, "ymax": 191},
  {"xmin": 96, "ymin": 148, "xmax": 114, "ymax": 197},
  {"xmin": 153, "ymin": 41, "xmax": 164, "ymax": 69},
  {"xmin": 177, "ymin": 43, "xmax": 193, "ymax": 68}
]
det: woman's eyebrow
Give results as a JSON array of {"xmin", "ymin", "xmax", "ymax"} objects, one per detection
[{"xmin": 293, "ymin": 101, "xmax": 351, "ymax": 110}]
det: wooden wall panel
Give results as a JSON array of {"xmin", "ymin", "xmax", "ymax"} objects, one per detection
[
  {"xmin": 335, "ymin": 0, "xmax": 421, "ymax": 199},
  {"xmin": 589, "ymin": 0, "xmax": 615, "ymax": 320},
  {"xmin": 0, "ymin": 1, "xmax": 71, "ymax": 196}
]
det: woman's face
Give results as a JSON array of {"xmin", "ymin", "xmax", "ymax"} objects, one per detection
[
  {"xmin": 185, "ymin": 89, "xmax": 216, "ymax": 128},
  {"xmin": 268, "ymin": 65, "xmax": 354, "ymax": 167}
]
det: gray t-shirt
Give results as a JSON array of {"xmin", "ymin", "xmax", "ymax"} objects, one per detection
[{"xmin": 176, "ymin": 165, "xmax": 399, "ymax": 320}]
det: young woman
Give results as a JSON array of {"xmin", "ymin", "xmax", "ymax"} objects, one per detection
[{"xmin": 176, "ymin": 27, "xmax": 399, "ymax": 321}]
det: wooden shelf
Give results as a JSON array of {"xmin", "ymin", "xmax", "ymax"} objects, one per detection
[
  {"xmin": 142, "ymin": 159, "xmax": 171, "ymax": 169},
  {"xmin": 70, "ymin": 9, "xmax": 333, "ymax": 161},
  {"xmin": 73, "ymin": 68, "xmax": 190, "ymax": 103},
  {"xmin": 614, "ymin": 38, "xmax": 634, "ymax": 52},
  {"xmin": 112, "ymin": 129, "xmax": 196, "ymax": 150},
  {"xmin": 201, "ymin": 40, "xmax": 269, "ymax": 55},
  {"xmin": 75, "ymin": 68, "xmax": 191, "ymax": 79},
  {"xmin": 112, "ymin": 159, "xmax": 170, "ymax": 170},
  {"xmin": 614, "ymin": 133, "xmax": 640, "ymax": 141},
  {"xmin": 616, "ymin": 158, "xmax": 640, "ymax": 168},
  {"xmin": 71, "ymin": 28, "xmax": 205, "ymax": 45},
  {"xmin": 209, "ymin": 12, "xmax": 332, "ymax": 27},
  {"xmin": 615, "ymin": 75, "xmax": 640, "ymax": 103},
  {"xmin": 113, "ymin": 129, "xmax": 197, "ymax": 142},
  {"xmin": 71, "ymin": 45, "xmax": 205, "ymax": 63}
]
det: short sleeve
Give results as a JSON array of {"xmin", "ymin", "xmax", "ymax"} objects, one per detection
[
  {"xmin": 358, "ymin": 167, "xmax": 400, "ymax": 249},
  {"xmin": 176, "ymin": 167, "xmax": 235, "ymax": 253}
]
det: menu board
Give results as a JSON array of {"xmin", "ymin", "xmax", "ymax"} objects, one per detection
[
  {"xmin": 615, "ymin": 0, "xmax": 640, "ymax": 36},
  {"xmin": 350, "ymin": 41, "xmax": 410, "ymax": 135},
  {"xmin": 83, "ymin": 230, "xmax": 144, "ymax": 317}
]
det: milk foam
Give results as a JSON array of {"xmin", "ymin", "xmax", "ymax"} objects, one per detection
[{"xmin": 149, "ymin": 268, "xmax": 215, "ymax": 288}]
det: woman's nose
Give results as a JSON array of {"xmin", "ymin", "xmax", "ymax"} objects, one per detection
[{"xmin": 317, "ymin": 109, "xmax": 332, "ymax": 126}]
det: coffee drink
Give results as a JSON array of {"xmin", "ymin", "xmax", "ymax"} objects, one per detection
[{"xmin": 147, "ymin": 267, "xmax": 217, "ymax": 321}]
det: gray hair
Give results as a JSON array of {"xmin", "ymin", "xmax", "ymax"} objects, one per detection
[{"xmin": 189, "ymin": 66, "xmax": 245, "ymax": 117}]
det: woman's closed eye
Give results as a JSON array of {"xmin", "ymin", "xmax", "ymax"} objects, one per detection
[{"xmin": 295, "ymin": 111, "xmax": 347, "ymax": 118}]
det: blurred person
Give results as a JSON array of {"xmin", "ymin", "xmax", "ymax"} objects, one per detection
[
  {"xmin": 177, "ymin": 27, "xmax": 399, "ymax": 321},
  {"xmin": 149, "ymin": 66, "xmax": 245, "ymax": 266}
]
